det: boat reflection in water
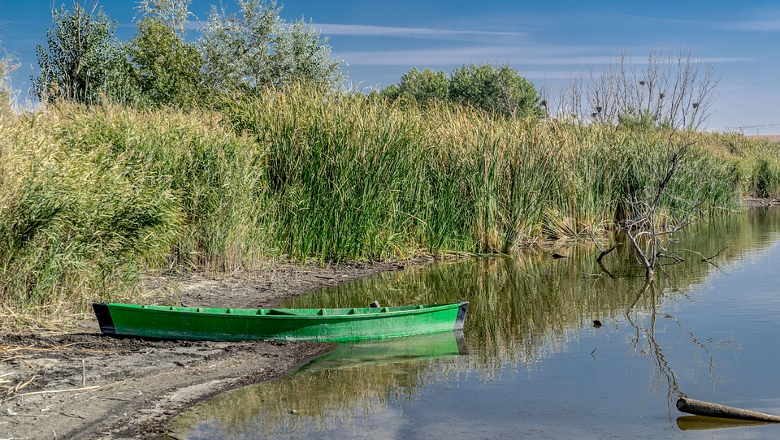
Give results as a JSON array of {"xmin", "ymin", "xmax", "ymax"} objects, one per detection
[
  {"xmin": 166, "ymin": 331, "xmax": 469, "ymax": 439},
  {"xmin": 297, "ymin": 330, "xmax": 468, "ymax": 374}
]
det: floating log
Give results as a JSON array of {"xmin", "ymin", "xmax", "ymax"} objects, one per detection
[{"xmin": 676, "ymin": 397, "xmax": 780, "ymax": 423}]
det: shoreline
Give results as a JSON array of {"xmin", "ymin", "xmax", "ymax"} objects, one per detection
[{"xmin": 0, "ymin": 261, "xmax": 415, "ymax": 439}]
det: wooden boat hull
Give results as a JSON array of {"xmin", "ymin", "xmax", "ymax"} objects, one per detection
[{"xmin": 92, "ymin": 302, "xmax": 469, "ymax": 342}]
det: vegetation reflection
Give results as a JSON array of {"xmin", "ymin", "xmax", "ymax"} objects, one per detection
[{"xmin": 167, "ymin": 209, "xmax": 780, "ymax": 438}]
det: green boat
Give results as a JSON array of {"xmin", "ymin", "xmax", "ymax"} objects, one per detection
[{"xmin": 92, "ymin": 302, "xmax": 469, "ymax": 342}]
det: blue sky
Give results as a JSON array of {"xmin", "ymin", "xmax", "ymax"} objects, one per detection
[{"xmin": 1, "ymin": 0, "xmax": 779, "ymax": 132}]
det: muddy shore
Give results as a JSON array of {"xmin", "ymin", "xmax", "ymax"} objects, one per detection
[{"xmin": 0, "ymin": 261, "xmax": 412, "ymax": 440}]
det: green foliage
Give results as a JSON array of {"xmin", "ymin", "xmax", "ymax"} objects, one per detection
[
  {"xmin": 617, "ymin": 108, "xmax": 666, "ymax": 130},
  {"xmin": 5, "ymin": 88, "xmax": 778, "ymax": 322},
  {"xmin": 449, "ymin": 63, "xmax": 543, "ymax": 118},
  {"xmin": 0, "ymin": 111, "xmax": 181, "ymax": 315},
  {"xmin": 199, "ymin": 0, "xmax": 343, "ymax": 94},
  {"xmin": 136, "ymin": 0, "xmax": 193, "ymax": 37},
  {"xmin": 30, "ymin": 0, "xmax": 343, "ymax": 107},
  {"xmin": 382, "ymin": 63, "xmax": 544, "ymax": 118},
  {"xmin": 32, "ymin": 2, "xmax": 124, "ymax": 104},
  {"xmin": 378, "ymin": 84, "xmax": 400, "ymax": 101},
  {"xmin": 394, "ymin": 67, "xmax": 449, "ymax": 103},
  {"xmin": 752, "ymin": 159, "xmax": 779, "ymax": 198},
  {"xmin": 221, "ymin": 89, "xmax": 739, "ymax": 260},
  {"xmin": 126, "ymin": 18, "xmax": 203, "ymax": 106}
]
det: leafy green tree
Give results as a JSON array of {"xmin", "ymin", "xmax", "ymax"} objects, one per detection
[
  {"xmin": 126, "ymin": 18, "xmax": 202, "ymax": 106},
  {"xmin": 135, "ymin": 0, "xmax": 192, "ymax": 37},
  {"xmin": 123, "ymin": 0, "xmax": 202, "ymax": 106},
  {"xmin": 199, "ymin": 0, "xmax": 342, "ymax": 94},
  {"xmin": 395, "ymin": 67, "xmax": 448, "ymax": 103},
  {"xmin": 32, "ymin": 1, "xmax": 124, "ymax": 104},
  {"xmin": 268, "ymin": 18, "xmax": 344, "ymax": 88},
  {"xmin": 378, "ymin": 83, "xmax": 400, "ymax": 101},
  {"xmin": 449, "ymin": 63, "xmax": 543, "ymax": 118}
]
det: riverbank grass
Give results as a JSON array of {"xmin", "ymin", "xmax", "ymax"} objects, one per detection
[{"xmin": 1, "ymin": 89, "xmax": 779, "ymax": 323}]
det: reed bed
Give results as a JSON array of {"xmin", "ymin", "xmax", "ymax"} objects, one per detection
[{"xmin": 1, "ymin": 87, "xmax": 779, "ymax": 320}]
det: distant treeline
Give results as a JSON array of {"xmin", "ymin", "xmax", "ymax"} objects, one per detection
[{"xmin": 26, "ymin": 2, "xmax": 716, "ymax": 130}]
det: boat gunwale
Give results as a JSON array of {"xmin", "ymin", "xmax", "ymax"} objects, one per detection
[{"xmin": 95, "ymin": 302, "xmax": 467, "ymax": 321}]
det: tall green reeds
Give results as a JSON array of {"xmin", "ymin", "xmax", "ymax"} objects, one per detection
[
  {"xmin": 0, "ymin": 110, "xmax": 181, "ymax": 320},
  {"xmin": 223, "ymin": 89, "xmax": 745, "ymax": 260},
  {"xmin": 1, "ymin": 87, "xmax": 778, "ymax": 321}
]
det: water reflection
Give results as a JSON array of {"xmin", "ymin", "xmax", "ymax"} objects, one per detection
[
  {"xmin": 676, "ymin": 416, "xmax": 774, "ymax": 431},
  {"xmin": 297, "ymin": 331, "xmax": 468, "ymax": 374},
  {"xmin": 167, "ymin": 208, "xmax": 780, "ymax": 439},
  {"xmin": 167, "ymin": 335, "xmax": 467, "ymax": 439}
]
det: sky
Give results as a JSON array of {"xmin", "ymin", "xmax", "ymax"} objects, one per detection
[{"xmin": 1, "ymin": 0, "xmax": 779, "ymax": 133}]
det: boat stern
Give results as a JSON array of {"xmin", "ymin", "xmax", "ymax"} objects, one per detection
[
  {"xmin": 454, "ymin": 301, "xmax": 469, "ymax": 331},
  {"xmin": 92, "ymin": 302, "xmax": 117, "ymax": 335}
]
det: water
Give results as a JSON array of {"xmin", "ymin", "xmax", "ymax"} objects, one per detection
[{"xmin": 167, "ymin": 208, "xmax": 780, "ymax": 439}]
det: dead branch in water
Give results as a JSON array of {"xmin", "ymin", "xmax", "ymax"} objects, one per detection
[{"xmin": 677, "ymin": 397, "xmax": 780, "ymax": 423}]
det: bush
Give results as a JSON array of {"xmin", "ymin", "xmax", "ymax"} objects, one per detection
[
  {"xmin": 449, "ymin": 63, "xmax": 544, "ymax": 118},
  {"xmin": 382, "ymin": 63, "xmax": 545, "ymax": 118}
]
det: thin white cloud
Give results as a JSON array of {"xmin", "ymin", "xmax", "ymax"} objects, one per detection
[
  {"xmin": 337, "ymin": 45, "xmax": 753, "ymax": 67},
  {"xmin": 336, "ymin": 46, "xmax": 615, "ymax": 66},
  {"xmin": 617, "ymin": 12, "xmax": 780, "ymax": 33},
  {"xmin": 721, "ymin": 20, "xmax": 780, "ymax": 31},
  {"xmin": 701, "ymin": 57, "xmax": 755, "ymax": 63},
  {"xmin": 516, "ymin": 70, "xmax": 588, "ymax": 80},
  {"xmin": 316, "ymin": 23, "xmax": 528, "ymax": 40}
]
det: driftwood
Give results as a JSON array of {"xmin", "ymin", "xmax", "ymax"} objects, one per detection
[{"xmin": 676, "ymin": 397, "xmax": 780, "ymax": 423}]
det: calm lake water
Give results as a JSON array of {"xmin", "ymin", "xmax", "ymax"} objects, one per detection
[{"xmin": 166, "ymin": 208, "xmax": 780, "ymax": 439}]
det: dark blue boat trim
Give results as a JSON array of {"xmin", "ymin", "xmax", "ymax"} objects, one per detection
[
  {"xmin": 92, "ymin": 302, "xmax": 116, "ymax": 335},
  {"xmin": 454, "ymin": 301, "xmax": 469, "ymax": 331}
]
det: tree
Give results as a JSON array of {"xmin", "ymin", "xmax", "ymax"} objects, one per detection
[
  {"xmin": 394, "ymin": 67, "xmax": 449, "ymax": 103},
  {"xmin": 549, "ymin": 49, "xmax": 719, "ymax": 130},
  {"xmin": 123, "ymin": 0, "xmax": 202, "ymax": 106},
  {"xmin": 449, "ymin": 63, "xmax": 544, "ymax": 118},
  {"xmin": 617, "ymin": 108, "xmax": 670, "ymax": 130},
  {"xmin": 135, "ymin": 0, "xmax": 192, "ymax": 37},
  {"xmin": 378, "ymin": 83, "xmax": 400, "ymax": 101},
  {"xmin": 199, "ymin": 0, "xmax": 342, "ymax": 94},
  {"xmin": 32, "ymin": 1, "xmax": 124, "ymax": 104},
  {"xmin": 126, "ymin": 20, "xmax": 202, "ymax": 106}
]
